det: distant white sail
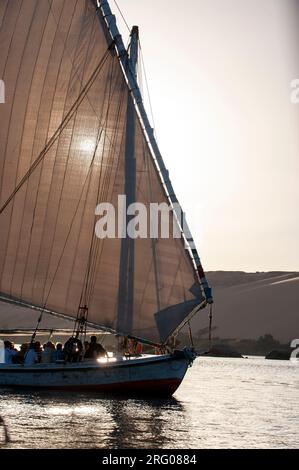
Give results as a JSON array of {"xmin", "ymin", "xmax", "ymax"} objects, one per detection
[{"xmin": 0, "ymin": 0, "xmax": 206, "ymax": 344}]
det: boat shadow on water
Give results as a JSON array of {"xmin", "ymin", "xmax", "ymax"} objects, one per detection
[{"xmin": 0, "ymin": 388, "xmax": 186, "ymax": 449}]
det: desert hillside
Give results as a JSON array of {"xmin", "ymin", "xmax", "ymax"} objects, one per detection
[{"xmin": 192, "ymin": 271, "xmax": 299, "ymax": 343}]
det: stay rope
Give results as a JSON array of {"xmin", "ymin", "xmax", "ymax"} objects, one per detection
[
  {"xmin": 0, "ymin": 48, "xmax": 111, "ymax": 217},
  {"xmin": 3, "ymin": 48, "xmax": 114, "ymax": 346},
  {"xmin": 79, "ymin": 58, "xmax": 128, "ymax": 313},
  {"xmin": 209, "ymin": 304, "xmax": 213, "ymax": 344}
]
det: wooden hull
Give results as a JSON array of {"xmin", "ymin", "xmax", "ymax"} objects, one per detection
[{"xmin": 0, "ymin": 353, "xmax": 193, "ymax": 397}]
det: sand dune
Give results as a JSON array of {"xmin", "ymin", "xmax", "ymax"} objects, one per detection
[{"xmin": 196, "ymin": 271, "xmax": 299, "ymax": 343}]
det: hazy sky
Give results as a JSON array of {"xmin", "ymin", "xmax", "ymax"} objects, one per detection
[{"xmin": 114, "ymin": 0, "xmax": 299, "ymax": 272}]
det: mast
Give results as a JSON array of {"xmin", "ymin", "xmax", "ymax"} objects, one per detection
[
  {"xmin": 129, "ymin": 26, "xmax": 139, "ymax": 77},
  {"xmin": 116, "ymin": 26, "xmax": 139, "ymax": 334},
  {"xmin": 97, "ymin": 0, "xmax": 213, "ymax": 304}
]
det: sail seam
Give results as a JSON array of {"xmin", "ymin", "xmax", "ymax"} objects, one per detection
[
  {"xmin": 0, "ymin": 49, "xmax": 111, "ymax": 217},
  {"xmin": 20, "ymin": 0, "xmax": 75, "ymax": 302},
  {"xmin": 38, "ymin": 1, "xmax": 99, "ymax": 307},
  {"xmin": 9, "ymin": 1, "xmax": 57, "ymax": 300},
  {"xmin": 0, "ymin": 0, "xmax": 41, "ymax": 290},
  {"xmin": 18, "ymin": 0, "xmax": 77, "ymax": 303},
  {"xmin": 0, "ymin": 0, "xmax": 23, "ymax": 204}
]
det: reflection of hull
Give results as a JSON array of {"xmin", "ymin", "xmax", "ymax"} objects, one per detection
[{"xmin": 0, "ymin": 352, "xmax": 193, "ymax": 397}]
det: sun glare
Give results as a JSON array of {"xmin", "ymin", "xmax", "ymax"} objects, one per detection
[{"xmin": 80, "ymin": 138, "xmax": 96, "ymax": 153}]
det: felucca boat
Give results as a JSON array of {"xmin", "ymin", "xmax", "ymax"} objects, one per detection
[{"xmin": 0, "ymin": 0, "xmax": 213, "ymax": 396}]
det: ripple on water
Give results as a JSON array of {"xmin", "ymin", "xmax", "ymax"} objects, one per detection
[{"xmin": 0, "ymin": 357, "xmax": 298, "ymax": 449}]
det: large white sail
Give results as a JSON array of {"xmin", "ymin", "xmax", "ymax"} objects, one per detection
[{"xmin": 0, "ymin": 0, "xmax": 208, "ymax": 344}]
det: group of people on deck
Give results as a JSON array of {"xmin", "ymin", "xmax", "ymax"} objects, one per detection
[{"xmin": 3, "ymin": 336, "xmax": 107, "ymax": 365}]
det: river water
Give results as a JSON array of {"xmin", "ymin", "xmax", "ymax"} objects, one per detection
[{"xmin": 0, "ymin": 356, "xmax": 298, "ymax": 449}]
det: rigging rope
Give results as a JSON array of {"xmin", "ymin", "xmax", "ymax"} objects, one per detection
[
  {"xmin": 112, "ymin": 0, "xmax": 157, "ymax": 137},
  {"xmin": 209, "ymin": 304, "xmax": 213, "ymax": 343},
  {"xmin": 29, "ymin": 129, "xmax": 102, "ymax": 344},
  {"xmin": 80, "ymin": 57, "xmax": 117, "ymax": 309},
  {"xmin": 139, "ymin": 41, "xmax": 157, "ymax": 139},
  {"xmin": 32, "ymin": 53, "xmax": 127, "ymax": 341},
  {"xmin": 85, "ymin": 86, "xmax": 127, "ymax": 316},
  {"xmin": 0, "ymin": 48, "xmax": 111, "ymax": 217},
  {"xmin": 6, "ymin": 48, "xmax": 115, "ymax": 344},
  {"xmin": 79, "ymin": 57, "xmax": 127, "ymax": 312},
  {"xmin": 113, "ymin": 0, "xmax": 131, "ymax": 33},
  {"xmin": 188, "ymin": 321, "xmax": 194, "ymax": 349}
]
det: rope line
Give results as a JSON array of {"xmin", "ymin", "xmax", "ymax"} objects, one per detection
[
  {"xmin": 84, "ymin": 77, "xmax": 127, "ymax": 309},
  {"xmin": 80, "ymin": 57, "xmax": 117, "ymax": 308},
  {"xmin": 0, "ymin": 48, "xmax": 111, "ymax": 217},
  {"xmin": 209, "ymin": 304, "xmax": 213, "ymax": 343},
  {"xmin": 139, "ymin": 41, "xmax": 157, "ymax": 139},
  {"xmin": 113, "ymin": 0, "xmax": 131, "ymax": 33}
]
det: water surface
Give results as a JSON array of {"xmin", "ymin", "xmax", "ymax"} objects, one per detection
[{"xmin": 0, "ymin": 356, "xmax": 298, "ymax": 448}]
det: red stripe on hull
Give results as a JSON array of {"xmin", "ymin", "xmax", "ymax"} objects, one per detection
[{"xmin": 5, "ymin": 378, "xmax": 182, "ymax": 397}]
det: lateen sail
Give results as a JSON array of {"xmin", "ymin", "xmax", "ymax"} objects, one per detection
[{"xmin": 0, "ymin": 0, "xmax": 207, "ymax": 344}]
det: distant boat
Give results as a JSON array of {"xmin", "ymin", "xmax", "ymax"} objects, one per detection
[
  {"xmin": 200, "ymin": 345, "xmax": 243, "ymax": 358},
  {"xmin": 265, "ymin": 350, "xmax": 291, "ymax": 360},
  {"xmin": 0, "ymin": 0, "xmax": 212, "ymax": 396}
]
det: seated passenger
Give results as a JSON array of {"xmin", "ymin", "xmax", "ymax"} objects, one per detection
[
  {"xmin": 41, "ymin": 342, "xmax": 54, "ymax": 363},
  {"xmin": 84, "ymin": 341, "xmax": 90, "ymax": 356},
  {"xmin": 84, "ymin": 336, "xmax": 107, "ymax": 360},
  {"xmin": 63, "ymin": 337, "xmax": 83, "ymax": 363},
  {"xmin": 24, "ymin": 343, "xmax": 38, "ymax": 366},
  {"xmin": 52, "ymin": 343, "xmax": 64, "ymax": 362},
  {"xmin": 4, "ymin": 341, "xmax": 17, "ymax": 364},
  {"xmin": 34, "ymin": 341, "xmax": 43, "ymax": 362},
  {"xmin": 13, "ymin": 343, "xmax": 28, "ymax": 364}
]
